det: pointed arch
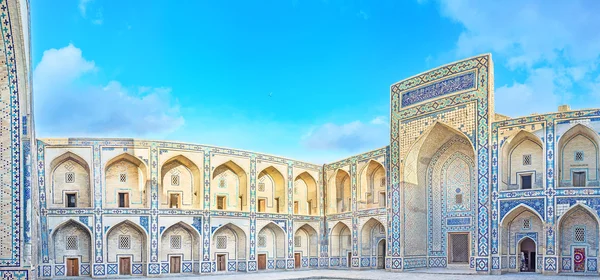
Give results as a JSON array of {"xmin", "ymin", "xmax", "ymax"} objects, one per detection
[
  {"xmin": 258, "ymin": 222, "xmax": 286, "ymax": 259},
  {"xmin": 360, "ymin": 218, "xmax": 386, "ymax": 257},
  {"xmin": 329, "ymin": 221, "xmax": 351, "ymax": 257},
  {"xmin": 558, "ymin": 203, "xmax": 600, "ymax": 271},
  {"xmin": 211, "ymin": 160, "xmax": 248, "ymax": 211},
  {"xmin": 160, "ymin": 155, "xmax": 202, "ymax": 209},
  {"xmin": 212, "ymin": 223, "xmax": 247, "ymax": 260},
  {"xmin": 106, "ymin": 220, "xmax": 148, "ymax": 265},
  {"xmin": 359, "ymin": 160, "xmax": 386, "ymax": 209},
  {"xmin": 160, "ymin": 222, "xmax": 200, "ymax": 266},
  {"xmin": 294, "ymin": 172, "xmax": 318, "ymax": 215},
  {"xmin": 51, "ymin": 219, "xmax": 93, "ymax": 266},
  {"xmin": 295, "ymin": 223, "xmax": 318, "ymax": 258},
  {"xmin": 557, "ymin": 124, "xmax": 600, "ymax": 187},
  {"xmin": 49, "ymin": 152, "xmax": 92, "ymax": 208},
  {"xmin": 104, "ymin": 153, "xmax": 149, "ymax": 208},
  {"xmin": 499, "ymin": 205, "xmax": 545, "ymax": 257},
  {"xmin": 500, "ymin": 130, "xmax": 544, "ymax": 190},
  {"xmin": 258, "ymin": 166, "xmax": 286, "ymax": 214},
  {"xmin": 332, "ymin": 169, "xmax": 351, "ymax": 213}
]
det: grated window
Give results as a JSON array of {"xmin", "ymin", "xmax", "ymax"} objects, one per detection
[
  {"xmin": 65, "ymin": 172, "xmax": 75, "ymax": 183},
  {"xmin": 258, "ymin": 234, "xmax": 266, "ymax": 247},
  {"xmin": 294, "ymin": 236, "xmax": 301, "ymax": 247},
  {"xmin": 523, "ymin": 218, "xmax": 531, "ymax": 230},
  {"xmin": 380, "ymin": 177, "xmax": 386, "ymax": 187},
  {"xmin": 218, "ymin": 178, "xmax": 226, "ymax": 188},
  {"xmin": 523, "ymin": 154, "xmax": 532, "ymax": 166},
  {"xmin": 119, "ymin": 235, "xmax": 131, "ymax": 249},
  {"xmin": 119, "ymin": 173, "xmax": 127, "ymax": 183},
  {"xmin": 171, "ymin": 175, "xmax": 180, "ymax": 186},
  {"xmin": 258, "ymin": 182, "xmax": 265, "ymax": 192},
  {"xmin": 575, "ymin": 151, "xmax": 584, "ymax": 162},
  {"xmin": 170, "ymin": 235, "xmax": 182, "ymax": 249},
  {"xmin": 216, "ymin": 236, "xmax": 227, "ymax": 249},
  {"xmin": 574, "ymin": 226, "xmax": 585, "ymax": 243},
  {"xmin": 66, "ymin": 236, "xmax": 78, "ymax": 250}
]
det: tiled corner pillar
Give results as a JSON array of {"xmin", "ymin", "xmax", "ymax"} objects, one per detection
[
  {"xmin": 318, "ymin": 168, "xmax": 329, "ymax": 268},
  {"xmin": 92, "ymin": 143, "xmax": 104, "ymax": 277},
  {"xmin": 543, "ymin": 119, "xmax": 558, "ymax": 275},
  {"xmin": 147, "ymin": 144, "xmax": 161, "ymax": 276},
  {"xmin": 286, "ymin": 163, "xmax": 294, "ymax": 270},
  {"xmin": 350, "ymin": 161, "xmax": 360, "ymax": 269},
  {"xmin": 200, "ymin": 149, "xmax": 212, "ymax": 273},
  {"xmin": 247, "ymin": 156, "xmax": 258, "ymax": 272}
]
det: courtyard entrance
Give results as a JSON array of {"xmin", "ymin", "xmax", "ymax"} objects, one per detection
[
  {"xmin": 448, "ymin": 233, "xmax": 469, "ymax": 264},
  {"xmin": 519, "ymin": 238, "xmax": 536, "ymax": 272}
]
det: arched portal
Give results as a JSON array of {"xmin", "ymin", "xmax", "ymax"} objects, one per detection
[
  {"xmin": 558, "ymin": 204, "xmax": 600, "ymax": 273},
  {"xmin": 329, "ymin": 222, "xmax": 351, "ymax": 266},
  {"xmin": 257, "ymin": 222, "xmax": 286, "ymax": 270},
  {"xmin": 211, "ymin": 161, "xmax": 248, "ymax": 211},
  {"xmin": 359, "ymin": 218, "xmax": 385, "ymax": 269},
  {"xmin": 104, "ymin": 154, "xmax": 149, "ymax": 208},
  {"xmin": 500, "ymin": 130, "xmax": 544, "ymax": 191},
  {"xmin": 106, "ymin": 220, "xmax": 148, "ymax": 275},
  {"xmin": 294, "ymin": 223, "xmax": 318, "ymax": 269},
  {"xmin": 49, "ymin": 152, "xmax": 92, "ymax": 208},
  {"xmin": 499, "ymin": 205, "xmax": 544, "ymax": 273},
  {"xmin": 212, "ymin": 223, "xmax": 247, "ymax": 272},
  {"xmin": 377, "ymin": 239, "xmax": 386, "ymax": 269},
  {"xmin": 160, "ymin": 222, "xmax": 200, "ymax": 273},
  {"xmin": 160, "ymin": 155, "xmax": 202, "ymax": 209},
  {"xmin": 518, "ymin": 237, "xmax": 536, "ymax": 272},
  {"xmin": 257, "ymin": 166, "xmax": 286, "ymax": 214},
  {"xmin": 330, "ymin": 170, "xmax": 351, "ymax": 213},
  {"xmin": 557, "ymin": 124, "xmax": 600, "ymax": 188},
  {"xmin": 359, "ymin": 160, "xmax": 386, "ymax": 209},
  {"xmin": 294, "ymin": 172, "xmax": 318, "ymax": 215},
  {"xmin": 52, "ymin": 219, "xmax": 92, "ymax": 276}
]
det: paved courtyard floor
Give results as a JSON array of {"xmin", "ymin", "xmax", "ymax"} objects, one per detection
[{"xmin": 102, "ymin": 269, "xmax": 598, "ymax": 280}]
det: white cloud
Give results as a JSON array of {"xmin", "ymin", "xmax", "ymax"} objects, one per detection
[
  {"xmin": 427, "ymin": 0, "xmax": 600, "ymax": 115},
  {"xmin": 301, "ymin": 116, "xmax": 388, "ymax": 152},
  {"xmin": 78, "ymin": 0, "xmax": 91, "ymax": 17},
  {"xmin": 34, "ymin": 44, "xmax": 184, "ymax": 137},
  {"xmin": 78, "ymin": 0, "xmax": 103, "ymax": 25},
  {"xmin": 357, "ymin": 10, "xmax": 369, "ymax": 20}
]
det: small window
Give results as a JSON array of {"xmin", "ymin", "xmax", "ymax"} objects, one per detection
[
  {"xmin": 119, "ymin": 235, "xmax": 131, "ymax": 249},
  {"xmin": 216, "ymin": 196, "xmax": 226, "ymax": 210},
  {"xmin": 171, "ymin": 175, "xmax": 180, "ymax": 186},
  {"xmin": 119, "ymin": 173, "xmax": 127, "ymax": 183},
  {"xmin": 455, "ymin": 194, "xmax": 463, "ymax": 204},
  {"xmin": 65, "ymin": 172, "xmax": 75, "ymax": 183},
  {"xmin": 258, "ymin": 183, "xmax": 265, "ymax": 192},
  {"xmin": 118, "ymin": 192, "xmax": 129, "ymax": 208},
  {"xmin": 522, "ymin": 218, "xmax": 531, "ymax": 230},
  {"xmin": 218, "ymin": 178, "xmax": 226, "ymax": 188},
  {"xmin": 258, "ymin": 234, "xmax": 266, "ymax": 247},
  {"xmin": 575, "ymin": 151, "xmax": 584, "ymax": 162},
  {"xmin": 169, "ymin": 194, "xmax": 180, "ymax": 209},
  {"xmin": 523, "ymin": 154, "xmax": 532, "ymax": 166},
  {"xmin": 216, "ymin": 236, "xmax": 227, "ymax": 249},
  {"xmin": 573, "ymin": 171, "xmax": 586, "ymax": 187},
  {"xmin": 170, "ymin": 235, "xmax": 182, "ymax": 249},
  {"xmin": 380, "ymin": 177, "xmax": 386, "ymax": 187},
  {"xmin": 66, "ymin": 193, "xmax": 77, "ymax": 208},
  {"xmin": 521, "ymin": 175, "xmax": 532, "ymax": 189},
  {"xmin": 574, "ymin": 226, "xmax": 585, "ymax": 243},
  {"xmin": 294, "ymin": 236, "xmax": 301, "ymax": 247},
  {"xmin": 66, "ymin": 236, "xmax": 78, "ymax": 250}
]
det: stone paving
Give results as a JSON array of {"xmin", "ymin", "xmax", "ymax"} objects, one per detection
[{"xmin": 99, "ymin": 269, "xmax": 598, "ymax": 280}]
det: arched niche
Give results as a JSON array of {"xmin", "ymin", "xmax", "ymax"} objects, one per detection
[
  {"xmin": 104, "ymin": 154, "xmax": 149, "ymax": 208},
  {"xmin": 257, "ymin": 166, "xmax": 286, "ymax": 214},
  {"xmin": 359, "ymin": 160, "xmax": 386, "ymax": 209},
  {"xmin": 159, "ymin": 155, "xmax": 202, "ymax": 209},
  {"xmin": 49, "ymin": 152, "xmax": 92, "ymax": 208},
  {"xmin": 557, "ymin": 124, "xmax": 600, "ymax": 187},
  {"xmin": 211, "ymin": 161, "xmax": 248, "ymax": 211},
  {"xmin": 294, "ymin": 172, "xmax": 318, "ymax": 215},
  {"xmin": 500, "ymin": 130, "xmax": 544, "ymax": 191}
]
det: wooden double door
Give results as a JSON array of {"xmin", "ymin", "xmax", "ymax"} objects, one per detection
[
  {"xmin": 294, "ymin": 253, "xmax": 301, "ymax": 268},
  {"xmin": 119, "ymin": 257, "xmax": 131, "ymax": 275},
  {"xmin": 170, "ymin": 256, "xmax": 181, "ymax": 273},
  {"xmin": 66, "ymin": 258, "xmax": 79, "ymax": 276},
  {"xmin": 258, "ymin": 254, "xmax": 267, "ymax": 270}
]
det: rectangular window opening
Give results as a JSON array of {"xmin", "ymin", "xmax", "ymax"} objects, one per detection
[
  {"xmin": 119, "ymin": 173, "xmax": 127, "ymax": 183},
  {"xmin": 216, "ymin": 195, "xmax": 226, "ymax": 210},
  {"xmin": 521, "ymin": 174, "xmax": 532, "ymax": 189},
  {"xmin": 65, "ymin": 172, "xmax": 75, "ymax": 183},
  {"xmin": 169, "ymin": 193, "xmax": 180, "ymax": 209},
  {"xmin": 66, "ymin": 193, "xmax": 77, "ymax": 208},
  {"xmin": 573, "ymin": 171, "xmax": 586, "ymax": 187},
  {"xmin": 118, "ymin": 192, "xmax": 130, "ymax": 208}
]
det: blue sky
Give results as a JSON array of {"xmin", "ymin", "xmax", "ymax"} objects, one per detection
[{"xmin": 31, "ymin": 0, "xmax": 600, "ymax": 163}]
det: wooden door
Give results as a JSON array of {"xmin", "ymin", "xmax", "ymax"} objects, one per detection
[
  {"xmin": 217, "ymin": 254, "xmax": 226, "ymax": 271},
  {"xmin": 294, "ymin": 201, "xmax": 299, "ymax": 214},
  {"xmin": 66, "ymin": 258, "xmax": 79, "ymax": 276},
  {"xmin": 347, "ymin": 252, "xmax": 352, "ymax": 267},
  {"xmin": 294, "ymin": 253, "xmax": 301, "ymax": 268},
  {"xmin": 170, "ymin": 256, "xmax": 181, "ymax": 273},
  {"xmin": 258, "ymin": 199, "xmax": 266, "ymax": 212},
  {"xmin": 119, "ymin": 257, "xmax": 131, "ymax": 275},
  {"xmin": 258, "ymin": 254, "xmax": 267, "ymax": 270}
]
